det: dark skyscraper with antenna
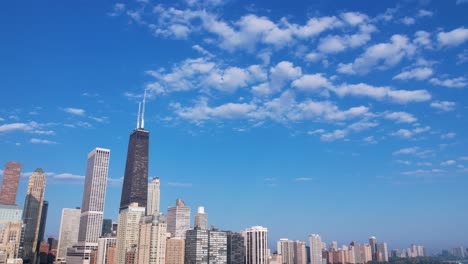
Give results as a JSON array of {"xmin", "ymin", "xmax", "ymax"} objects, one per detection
[{"xmin": 119, "ymin": 91, "xmax": 149, "ymax": 212}]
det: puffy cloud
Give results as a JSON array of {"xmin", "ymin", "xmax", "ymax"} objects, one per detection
[
  {"xmin": 340, "ymin": 12, "xmax": 368, "ymax": 26},
  {"xmin": 337, "ymin": 35, "xmax": 416, "ymax": 74},
  {"xmin": 401, "ymin": 17, "xmax": 415, "ymax": 25},
  {"xmin": 256, "ymin": 61, "xmax": 301, "ymax": 95},
  {"xmin": 383, "ymin": 112, "xmax": 417, "ymax": 123},
  {"xmin": 332, "ymin": 83, "xmax": 431, "ymax": 103},
  {"xmin": 430, "ymin": 77, "xmax": 467, "ymax": 88},
  {"xmin": 291, "ymin": 74, "xmax": 331, "ymax": 92},
  {"xmin": 393, "ymin": 67, "xmax": 433, "ymax": 80},
  {"xmin": 430, "ymin": 101, "xmax": 456, "ymax": 112},
  {"xmin": 437, "ymin": 27, "xmax": 468, "ymax": 47},
  {"xmin": 319, "ymin": 119, "xmax": 377, "ymax": 142},
  {"xmin": 417, "ymin": 10, "xmax": 433, "ymax": 17},
  {"xmin": 393, "ymin": 147, "xmax": 433, "ymax": 157},
  {"xmin": 0, "ymin": 122, "xmax": 40, "ymax": 133},
  {"xmin": 414, "ymin": 31, "xmax": 432, "ymax": 48}
]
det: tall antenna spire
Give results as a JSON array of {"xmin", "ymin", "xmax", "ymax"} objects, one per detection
[
  {"xmin": 141, "ymin": 89, "xmax": 147, "ymax": 129},
  {"xmin": 136, "ymin": 102, "xmax": 141, "ymax": 128}
]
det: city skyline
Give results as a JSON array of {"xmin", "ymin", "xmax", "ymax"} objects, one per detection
[{"xmin": 1, "ymin": 0, "xmax": 468, "ymax": 253}]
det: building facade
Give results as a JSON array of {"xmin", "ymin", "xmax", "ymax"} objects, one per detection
[
  {"xmin": 146, "ymin": 178, "xmax": 160, "ymax": 216},
  {"xmin": 194, "ymin": 207, "xmax": 207, "ymax": 231},
  {"xmin": 208, "ymin": 231, "xmax": 227, "ymax": 264},
  {"xmin": 136, "ymin": 215, "xmax": 167, "ymax": 264},
  {"xmin": 115, "ymin": 203, "xmax": 145, "ymax": 264},
  {"xmin": 185, "ymin": 229, "xmax": 209, "ymax": 264},
  {"xmin": 56, "ymin": 208, "xmax": 81, "ymax": 261},
  {"xmin": 226, "ymin": 232, "xmax": 244, "ymax": 264},
  {"xmin": 308, "ymin": 234, "xmax": 322, "ymax": 264},
  {"xmin": 166, "ymin": 199, "xmax": 190, "ymax": 238},
  {"xmin": 96, "ymin": 237, "xmax": 116, "ymax": 264},
  {"xmin": 0, "ymin": 162, "xmax": 21, "ymax": 205},
  {"xmin": 242, "ymin": 226, "xmax": 268, "ymax": 264},
  {"xmin": 22, "ymin": 168, "xmax": 46, "ymax": 263},
  {"xmin": 165, "ymin": 239, "xmax": 184, "ymax": 264}
]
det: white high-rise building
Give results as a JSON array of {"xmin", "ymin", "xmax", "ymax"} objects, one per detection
[
  {"xmin": 309, "ymin": 234, "xmax": 322, "ymax": 264},
  {"xmin": 56, "ymin": 208, "xmax": 81, "ymax": 261},
  {"xmin": 194, "ymin": 206, "xmax": 207, "ymax": 230},
  {"xmin": 166, "ymin": 199, "xmax": 190, "ymax": 238},
  {"xmin": 377, "ymin": 243, "xmax": 388, "ymax": 262},
  {"xmin": 277, "ymin": 239, "xmax": 294, "ymax": 264},
  {"xmin": 137, "ymin": 214, "xmax": 167, "ymax": 264},
  {"xmin": 67, "ymin": 148, "xmax": 110, "ymax": 264},
  {"xmin": 241, "ymin": 226, "xmax": 268, "ymax": 264},
  {"xmin": 115, "ymin": 203, "xmax": 145, "ymax": 264},
  {"xmin": 147, "ymin": 178, "xmax": 160, "ymax": 216}
]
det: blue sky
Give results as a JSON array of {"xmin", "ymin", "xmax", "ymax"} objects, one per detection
[{"xmin": 1, "ymin": 0, "xmax": 468, "ymax": 253}]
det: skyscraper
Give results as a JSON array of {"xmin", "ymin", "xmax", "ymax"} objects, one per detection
[
  {"xmin": 102, "ymin": 219, "xmax": 113, "ymax": 237},
  {"xmin": 194, "ymin": 206, "xmax": 207, "ymax": 230},
  {"xmin": 115, "ymin": 203, "xmax": 145, "ymax": 264},
  {"xmin": 22, "ymin": 168, "xmax": 46, "ymax": 263},
  {"xmin": 166, "ymin": 199, "xmax": 190, "ymax": 238},
  {"xmin": 242, "ymin": 226, "xmax": 268, "ymax": 264},
  {"xmin": 37, "ymin": 200, "xmax": 49, "ymax": 251},
  {"xmin": 147, "ymin": 178, "xmax": 160, "ymax": 216},
  {"xmin": 56, "ymin": 208, "xmax": 81, "ymax": 261},
  {"xmin": 226, "ymin": 232, "xmax": 244, "ymax": 264},
  {"xmin": 0, "ymin": 162, "xmax": 21, "ymax": 205},
  {"xmin": 96, "ymin": 237, "xmax": 116, "ymax": 264},
  {"xmin": 308, "ymin": 234, "xmax": 322, "ymax": 264},
  {"xmin": 78, "ymin": 148, "xmax": 110, "ymax": 244},
  {"xmin": 185, "ymin": 229, "xmax": 209, "ymax": 264},
  {"xmin": 369, "ymin": 237, "xmax": 377, "ymax": 261},
  {"xmin": 120, "ymin": 97, "xmax": 150, "ymax": 211},
  {"xmin": 377, "ymin": 243, "xmax": 388, "ymax": 262},
  {"xmin": 67, "ymin": 148, "xmax": 110, "ymax": 264},
  {"xmin": 137, "ymin": 214, "xmax": 167, "ymax": 264}
]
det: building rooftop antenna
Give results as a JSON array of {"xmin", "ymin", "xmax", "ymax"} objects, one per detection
[
  {"xmin": 141, "ymin": 89, "xmax": 147, "ymax": 129},
  {"xmin": 136, "ymin": 102, "xmax": 141, "ymax": 129}
]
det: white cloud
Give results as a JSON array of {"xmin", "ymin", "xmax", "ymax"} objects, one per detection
[
  {"xmin": 108, "ymin": 3, "xmax": 125, "ymax": 17},
  {"xmin": 307, "ymin": 129, "xmax": 325, "ymax": 135},
  {"xmin": 0, "ymin": 122, "xmax": 40, "ymax": 133},
  {"xmin": 393, "ymin": 67, "xmax": 433, "ymax": 80},
  {"xmin": 393, "ymin": 147, "xmax": 420, "ymax": 155},
  {"xmin": 413, "ymin": 31, "xmax": 432, "ymax": 48},
  {"xmin": 457, "ymin": 0, "xmax": 468, "ymax": 4},
  {"xmin": 258, "ymin": 61, "xmax": 301, "ymax": 95},
  {"xmin": 437, "ymin": 27, "xmax": 468, "ymax": 47},
  {"xmin": 363, "ymin": 136, "xmax": 377, "ymax": 144},
  {"xmin": 293, "ymin": 177, "xmax": 314, "ymax": 182},
  {"xmin": 337, "ymin": 35, "xmax": 415, "ymax": 75},
  {"xmin": 64, "ymin": 107, "xmax": 86, "ymax": 116},
  {"xmin": 391, "ymin": 126, "xmax": 430, "ymax": 139},
  {"xmin": 430, "ymin": 77, "xmax": 467, "ymax": 88},
  {"xmin": 417, "ymin": 9, "xmax": 433, "ymax": 17},
  {"xmin": 417, "ymin": 162, "xmax": 432, "ymax": 166},
  {"xmin": 441, "ymin": 160, "xmax": 456, "ymax": 166},
  {"xmin": 53, "ymin": 173, "xmax": 85, "ymax": 180},
  {"xmin": 332, "ymin": 83, "xmax": 431, "ymax": 103},
  {"xmin": 401, "ymin": 17, "xmax": 415, "ymax": 25},
  {"xmin": 383, "ymin": 111, "xmax": 417, "ymax": 123},
  {"xmin": 30, "ymin": 138, "xmax": 58, "ymax": 145},
  {"xmin": 430, "ymin": 101, "xmax": 456, "ymax": 112},
  {"xmin": 321, "ymin": 129, "xmax": 346, "ymax": 142},
  {"xmin": 441, "ymin": 132, "xmax": 456, "ymax": 139},
  {"xmin": 291, "ymin": 74, "xmax": 331, "ymax": 93},
  {"xmin": 396, "ymin": 160, "xmax": 412, "ymax": 165},
  {"xmin": 402, "ymin": 169, "xmax": 445, "ymax": 176},
  {"xmin": 459, "ymin": 156, "xmax": 468, "ymax": 161},
  {"xmin": 319, "ymin": 119, "xmax": 377, "ymax": 142}
]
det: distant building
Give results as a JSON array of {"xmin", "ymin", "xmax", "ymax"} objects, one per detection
[
  {"xmin": 194, "ymin": 207, "xmax": 207, "ymax": 230},
  {"xmin": 377, "ymin": 243, "xmax": 388, "ymax": 262},
  {"xmin": 452, "ymin": 247, "xmax": 465, "ymax": 258},
  {"xmin": 0, "ymin": 162, "xmax": 21, "ymax": 205},
  {"xmin": 102, "ymin": 219, "xmax": 113, "ymax": 237},
  {"xmin": 242, "ymin": 226, "xmax": 268, "ymax": 264},
  {"xmin": 56, "ymin": 208, "xmax": 81, "ymax": 261},
  {"xmin": 22, "ymin": 168, "xmax": 46, "ymax": 263},
  {"xmin": 278, "ymin": 239, "xmax": 294, "ymax": 264},
  {"xmin": 37, "ymin": 201, "xmax": 49, "ymax": 250},
  {"xmin": 115, "ymin": 203, "xmax": 145, "ymax": 264},
  {"xmin": 165, "ymin": 239, "xmax": 184, "ymax": 264},
  {"xmin": 147, "ymin": 178, "xmax": 160, "ymax": 216},
  {"xmin": 293, "ymin": 241, "xmax": 307, "ymax": 264},
  {"xmin": 226, "ymin": 232, "xmax": 244, "ymax": 264},
  {"xmin": 309, "ymin": 235, "xmax": 322, "ymax": 264},
  {"xmin": 166, "ymin": 199, "xmax": 190, "ymax": 238},
  {"xmin": 369, "ymin": 237, "xmax": 377, "ymax": 262},
  {"xmin": 0, "ymin": 220, "xmax": 22, "ymax": 259}
]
